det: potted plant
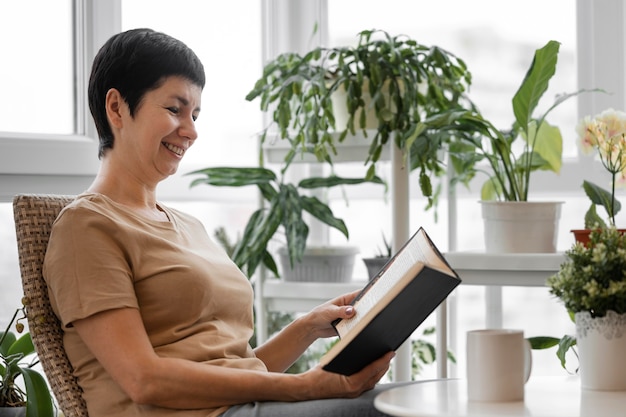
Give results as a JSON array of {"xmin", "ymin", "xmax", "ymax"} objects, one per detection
[
  {"xmin": 1, "ymin": 303, "xmax": 54, "ymax": 417},
  {"xmin": 546, "ymin": 227, "xmax": 626, "ymax": 390},
  {"xmin": 571, "ymin": 108, "xmax": 626, "ymax": 245},
  {"xmin": 425, "ymin": 40, "xmax": 595, "ymax": 252},
  {"xmin": 246, "ymin": 29, "xmax": 473, "ymax": 211},
  {"xmin": 188, "ymin": 166, "xmax": 383, "ymax": 279},
  {"xmin": 361, "ymin": 232, "xmax": 392, "ymax": 280}
]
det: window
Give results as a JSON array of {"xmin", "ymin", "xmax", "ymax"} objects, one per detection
[
  {"xmin": 2, "ymin": 0, "xmax": 626, "ymax": 379},
  {"xmin": 0, "ymin": 1, "xmax": 74, "ymax": 135},
  {"xmin": 0, "ymin": 0, "xmax": 116, "ymax": 197}
]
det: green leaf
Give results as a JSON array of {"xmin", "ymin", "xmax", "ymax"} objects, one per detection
[
  {"xmin": 261, "ymin": 250, "xmax": 280, "ymax": 277},
  {"xmin": 584, "ymin": 204, "xmax": 607, "ymax": 229},
  {"xmin": 556, "ymin": 335, "xmax": 577, "ymax": 371},
  {"xmin": 0, "ymin": 331, "xmax": 17, "ymax": 356},
  {"xmin": 512, "ymin": 40, "xmax": 560, "ymax": 133},
  {"xmin": 20, "ymin": 367, "xmax": 54, "ymax": 417},
  {"xmin": 7, "ymin": 332, "xmax": 35, "ymax": 357},
  {"xmin": 528, "ymin": 120, "xmax": 562, "ymax": 173},
  {"xmin": 300, "ymin": 195, "xmax": 349, "ymax": 238},
  {"xmin": 480, "ymin": 177, "xmax": 500, "ymax": 201},
  {"xmin": 583, "ymin": 180, "xmax": 621, "ymax": 219},
  {"xmin": 187, "ymin": 167, "xmax": 276, "ymax": 188},
  {"xmin": 298, "ymin": 175, "xmax": 384, "ymax": 189},
  {"xmin": 282, "ymin": 184, "xmax": 308, "ymax": 267},
  {"xmin": 527, "ymin": 336, "xmax": 560, "ymax": 350}
]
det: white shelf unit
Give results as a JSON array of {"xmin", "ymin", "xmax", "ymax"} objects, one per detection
[{"xmin": 258, "ymin": 252, "xmax": 565, "ymax": 378}]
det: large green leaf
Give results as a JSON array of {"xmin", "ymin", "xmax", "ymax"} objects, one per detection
[
  {"xmin": 0, "ymin": 331, "xmax": 17, "ymax": 356},
  {"xmin": 187, "ymin": 167, "xmax": 276, "ymax": 188},
  {"xmin": 231, "ymin": 203, "xmax": 283, "ymax": 278},
  {"xmin": 583, "ymin": 180, "xmax": 621, "ymax": 219},
  {"xmin": 556, "ymin": 335, "xmax": 578, "ymax": 372},
  {"xmin": 298, "ymin": 175, "xmax": 384, "ymax": 189},
  {"xmin": 281, "ymin": 184, "xmax": 309, "ymax": 267},
  {"xmin": 527, "ymin": 336, "xmax": 560, "ymax": 350},
  {"xmin": 7, "ymin": 333, "xmax": 34, "ymax": 357},
  {"xmin": 300, "ymin": 195, "xmax": 348, "ymax": 238},
  {"xmin": 584, "ymin": 203, "xmax": 607, "ymax": 229},
  {"xmin": 512, "ymin": 40, "xmax": 560, "ymax": 132},
  {"xmin": 526, "ymin": 120, "xmax": 562, "ymax": 173},
  {"xmin": 20, "ymin": 367, "xmax": 54, "ymax": 417}
]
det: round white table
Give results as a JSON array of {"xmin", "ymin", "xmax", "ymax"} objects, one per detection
[{"xmin": 374, "ymin": 376, "xmax": 626, "ymax": 417}]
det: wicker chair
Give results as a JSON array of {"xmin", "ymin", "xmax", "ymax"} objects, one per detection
[{"xmin": 13, "ymin": 194, "xmax": 89, "ymax": 417}]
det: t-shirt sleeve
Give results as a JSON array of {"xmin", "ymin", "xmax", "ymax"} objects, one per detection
[{"xmin": 43, "ymin": 206, "xmax": 139, "ymax": 328}]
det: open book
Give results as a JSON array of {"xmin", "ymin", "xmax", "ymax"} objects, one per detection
[{"xmin": 319, "ymin": 227, "xmax": 461, "ymax": 375}]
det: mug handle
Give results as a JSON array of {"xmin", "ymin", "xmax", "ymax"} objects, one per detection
[{"xmin": 523, "ymin": 339, "xmax": 533, "ymax": 383}]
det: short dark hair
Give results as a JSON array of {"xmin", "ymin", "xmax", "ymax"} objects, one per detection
[{"xmin": 88, "ymin": 28, "xmax": 206, "ymax": 158}]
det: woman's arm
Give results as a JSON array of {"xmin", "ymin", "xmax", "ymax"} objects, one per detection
[
  {"xmin": 253, "ymin": 290, "xmax": 360, "ymax": 372},
  {"xmin": 72, "ymin": 304, "xmax": 392, "ymax": 410}
]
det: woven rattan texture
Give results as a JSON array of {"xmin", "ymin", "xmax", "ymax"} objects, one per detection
[{"xmin": 13, "ymin": 194, "xmax": 89, "ymax": 417}]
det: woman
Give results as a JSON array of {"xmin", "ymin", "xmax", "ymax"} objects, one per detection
[{"xmin": 43, "ymin": 28, "xmax": 395, "ymax": 417}]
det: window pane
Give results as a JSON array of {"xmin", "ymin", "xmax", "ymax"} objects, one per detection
[
  {"xmin": 328, "ymin": 0, "xmax": 577, "ymax": 157},
  {"xmin": 0, "ymin": 203, "xmax": 21, "ymax": 329},
  {"xmin": 0, "ymin": 1, "xmax": 74, "ymax": 135}
]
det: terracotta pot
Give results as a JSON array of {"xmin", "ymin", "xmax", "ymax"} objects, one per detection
[{"xmin": 571, "ymin": 229, "xmax": 626, "ymax": 247}]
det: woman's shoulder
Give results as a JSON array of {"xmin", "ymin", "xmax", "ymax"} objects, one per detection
[
  {"xmin": 58, "ymin": 192, "xmax": 119, "ymax": 219},
  {"xmin": 54, "ymin": 193, "xmax": 140, "ymax": 231}
]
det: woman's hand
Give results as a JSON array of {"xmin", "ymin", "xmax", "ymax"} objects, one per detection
[
  {"xmin": 297, "ymin": 351, "xmax": 395, "ymax": 400},
  {"xmin": 301, "ymin": 290, "xmax": 362, "ymax": 339},
  {"xmin": 253, "ymin": 290, "xmax": 362, "ymax": 372}
]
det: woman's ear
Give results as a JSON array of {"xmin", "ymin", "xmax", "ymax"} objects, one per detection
[{"xmin": 105, "ymin": 88, "xmax": 125, "ymax": 129}]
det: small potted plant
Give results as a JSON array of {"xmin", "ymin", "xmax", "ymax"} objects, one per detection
[
  {"xmin": 1, "ymin": 302, "xmax": 54, "ymax": 417},
  {"xmin": 246, "ymin": 29, "xmax": 473, "ymax": 210},
  {"xmin": 571, "ymin": 108, "xmax": 626, "ymax": 245},
  {"xmin": 361, "ymin": 232, "xmax": 392, "ymax": 280},
  {"xmin": 425, "ymin": 40, "xmax": 595, "ymax": 252},
  {"xmin": 546, "ymin": 227, "xmax": 626, "ymax": 390}
]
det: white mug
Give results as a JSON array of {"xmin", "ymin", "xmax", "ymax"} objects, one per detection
[{"xmin": 466, "ymin": 329, "xmax": 532, "ymax": 402}]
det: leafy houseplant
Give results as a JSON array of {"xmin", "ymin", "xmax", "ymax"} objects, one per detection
[
  {"xmin": 246, "ymin": 29, "xmax": 473, "ymax": 209},
  {"xmin": 547, "ymin": 227, "xmax": 626, "ymax": 318},
  {"xmin": 188, "ymin": 167, "xmax": 383, "ymax": 278},
  {"xmin": 545, "ymin": 227, "xmax": 626, "ymax": 388},
  {"xmin": 362, "ymin": 232, "xmax": 392, "ymax": 280},
  {"xmin": 427, "ymin": 40, "xmax": 586, "ymax": 202},
  {"xmin": 576, "ymin": 108, "xmax": 626, "ymax": 229},
  {"xmin": 1, "ymin": 303, "xmax": 53, "ymax": 417}
]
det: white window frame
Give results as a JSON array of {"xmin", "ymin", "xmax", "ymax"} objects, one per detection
[
  {"xmin": 1, "ymin": 0, "xmax": 625, "ymax": 203},
  {"xmin": 0, "ymin": 0, "xmax": 120, "ymax": 201}
]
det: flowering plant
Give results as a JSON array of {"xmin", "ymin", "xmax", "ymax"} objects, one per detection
[
  {"xmin": 547, "ymin": 227, "xmax": 626, "ymax": 318},
  {"xmin": 576, "ymin": 108, "xmax": 626, "ymax": 228},
  {"xmin": 0, "ymin": 301, "xmax": 54, "ymax": 416}
]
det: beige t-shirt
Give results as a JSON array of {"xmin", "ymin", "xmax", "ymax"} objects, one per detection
[{"xmin": 43, "ymin": 193, "xmax": 267, "ymax": 417}]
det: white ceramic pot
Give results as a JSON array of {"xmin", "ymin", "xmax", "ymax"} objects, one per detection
[
  {"xmin": 480, "ymin": 201, "xmax": 563, "ymax": 253},
  {"xmin": 278, "ymin": 246, "xmax": 359, "ymax": 282},
  {"xmin": 575, "ymin": 310, "xmax": 626, "ymax": 391}
]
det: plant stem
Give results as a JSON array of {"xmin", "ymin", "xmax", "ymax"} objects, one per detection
[
  {"xmin": 0, "ymin": 309, "xmax": 19, "ymax": 346},
  {"xmin": 611, "ymin": 170, "xmax": 616, "ymax": 226}
]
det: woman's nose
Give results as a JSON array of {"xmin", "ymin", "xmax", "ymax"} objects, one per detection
[{"xmin": 180, "ymin": 116, "xmax": 198, "ymax": 141}]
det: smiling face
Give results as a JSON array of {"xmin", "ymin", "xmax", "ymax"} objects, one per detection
[{"xmin": 105, "ymin": 76, "xmax": 202, "ymax": 186}]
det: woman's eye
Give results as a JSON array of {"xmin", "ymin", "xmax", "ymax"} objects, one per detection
[{"xmin": 167, "ymin": 107, "xmax": 180, "ymax": 115}]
